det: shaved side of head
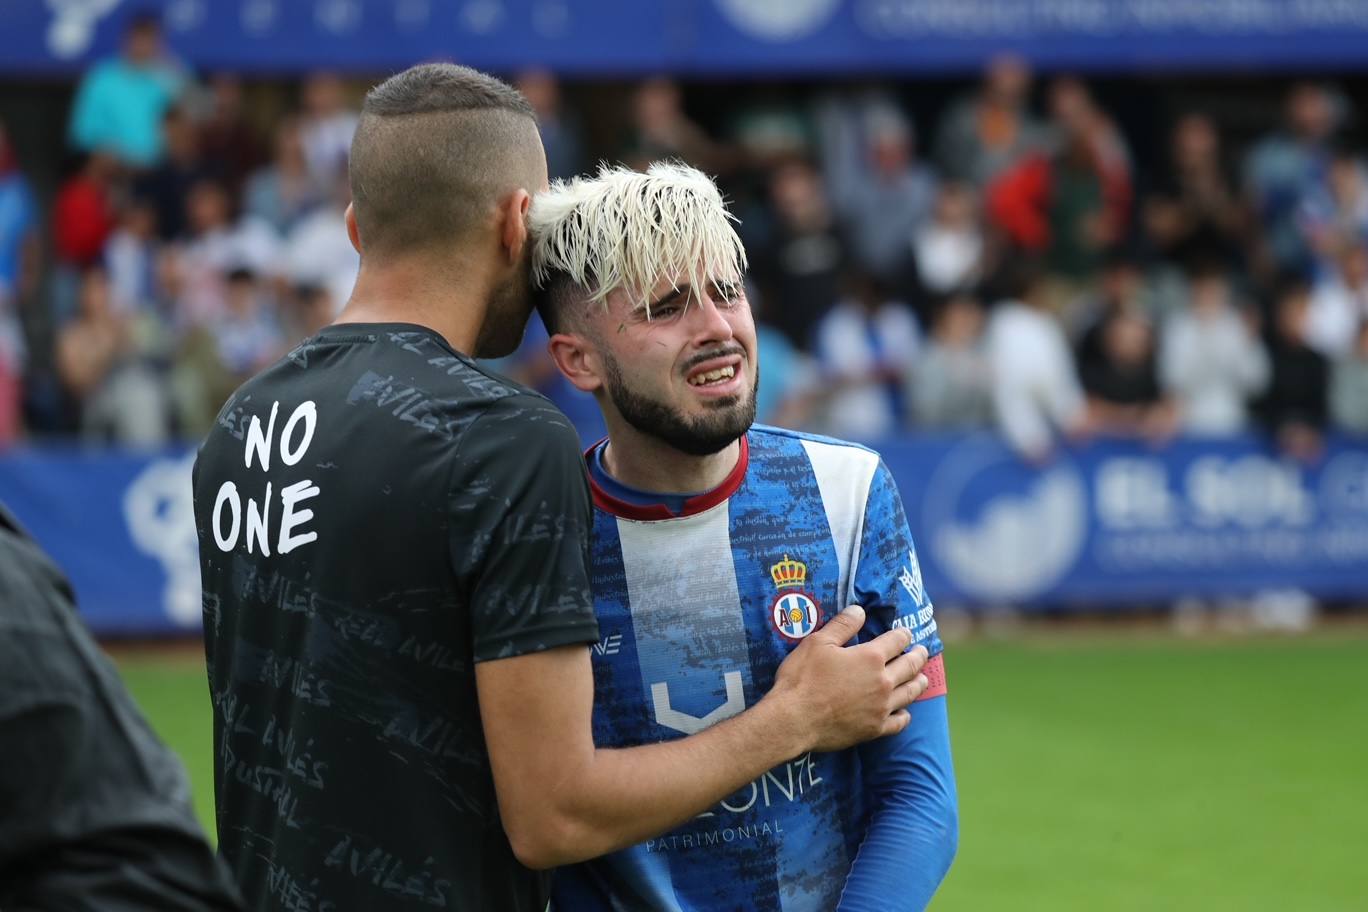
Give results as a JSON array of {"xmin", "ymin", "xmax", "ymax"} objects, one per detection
[{"xmin": 349, "ymin": 63, "xmax": 545, "ymax": 260}]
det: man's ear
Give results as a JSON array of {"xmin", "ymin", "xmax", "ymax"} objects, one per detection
[
  {"xmin": 546, "ymin": 331, "xmax": 603, "ymax": 394},
  {"xmin": 344, "ymin": 203, "xmax": 361, "ymax": 254},
  {"xmin": 500, "ymin": 189, "xmax": 532, "ymax": 265}
]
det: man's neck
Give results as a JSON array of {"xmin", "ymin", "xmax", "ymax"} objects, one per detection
[
  {"xmin": 334, "ymin": 255, "xmax": 486, "ymax": 355},
  {"xmin": 599, "ymin": 426, "xmax": 741, "ymax": 496}
]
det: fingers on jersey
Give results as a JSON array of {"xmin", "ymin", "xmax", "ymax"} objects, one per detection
[
  {"xmin": 881, "ymin": 708, "xmax": 912, "ymax": 738},
  {"xmin": 883, "ymin": 645, "xmax": 929, "ymax": 691},
  {"xmin": 808, "ymin": 604, "xmax": 866, "ymax": 646},
  {"xmin": 866, "ymin": 628, "xmax": 918, "ymax": 663},
  {"xmin": 889, "ymin": 674, "xmax": 932, "ymax": 715}
]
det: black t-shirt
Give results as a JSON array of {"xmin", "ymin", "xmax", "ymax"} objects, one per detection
[
  {"xmin": 192, "ymin": 323, "xmax": 599, "ymax": 912},
  {"xmin": 0, "ymin": 505, "xmax": 242, "ymax": 912}
]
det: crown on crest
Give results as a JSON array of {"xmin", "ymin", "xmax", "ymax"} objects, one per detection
[{"xmin": 770, "ymin": 555, "xmax": 807, "ymax": 589}]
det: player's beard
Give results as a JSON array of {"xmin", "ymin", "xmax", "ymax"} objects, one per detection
[
  {"xmin": 473, "ymin": 253, "xmax": 534, "ymax": 359},
  {"xmin": 601, "ymin": 349, "xmax": 759, "ymax": 457}
]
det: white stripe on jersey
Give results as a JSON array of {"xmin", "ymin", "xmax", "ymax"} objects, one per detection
[
  {"xmin": 799, "ymin": 440, "xmax": 880, "ymax": 609},
  {"xmin": 616, "ymin": 503, "xmax": 753, "ymax": 738}
]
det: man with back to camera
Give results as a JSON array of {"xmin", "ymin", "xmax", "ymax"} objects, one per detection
[
  {"xmin": 528, "ymin": 162, "xmax": 958, "ymax": 910},
  {"xmin": 192, "ymin": 64, "xmax": 933, "ymax": 911}
]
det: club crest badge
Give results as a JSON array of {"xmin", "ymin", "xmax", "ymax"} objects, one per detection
[{"xmin": 769, "ymin": 554, "xmax": 821, "ymax": 640}]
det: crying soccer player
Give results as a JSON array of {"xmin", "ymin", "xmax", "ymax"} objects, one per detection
[{"xmin": 528, "ymin": 162, "xmax": 957, "ymax": 912}]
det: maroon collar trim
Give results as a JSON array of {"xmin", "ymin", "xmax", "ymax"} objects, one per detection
[{"xmin": 586, "ymin": 435, "xmax": 750, "ymax": 521}]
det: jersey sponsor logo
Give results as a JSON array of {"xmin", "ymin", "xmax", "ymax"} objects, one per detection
[
  {"xmin": 769, "ymin": 554, "xmax": 821, "ymax": 640},
  {"xmin": 898, "ymin": 548, "xmax": 925, "ymax": 605},
  {"xmin": 652, "ymin": 671, "xmax": 746, "ymax": 735},
  {"xmin": 593, "ymin": 632, "xmax": 622, "ymax": 656}
]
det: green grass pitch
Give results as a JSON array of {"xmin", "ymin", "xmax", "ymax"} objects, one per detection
[{"xmin": 114, "ymin": 631, "xmax": 1368, "ymax": 910}]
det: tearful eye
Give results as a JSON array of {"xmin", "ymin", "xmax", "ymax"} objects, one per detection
[{"xmin": 713, "ymin": 283, "xmax": 742, "ymax": 303}]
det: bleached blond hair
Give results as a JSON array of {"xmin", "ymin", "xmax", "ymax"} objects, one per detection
[{"xmin": 529, "ymin": 161, "xmax": 747, "ymax": 316}]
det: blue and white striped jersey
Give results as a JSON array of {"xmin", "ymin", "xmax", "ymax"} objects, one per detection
[{"xmin": 553, "ymin": 425, "xmax": 954, "ymax": 912}]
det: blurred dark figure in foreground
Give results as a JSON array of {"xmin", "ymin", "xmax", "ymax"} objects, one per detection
[{"xmin": 0, "ymin": 503, "xmax": 241, "ymax": 911}]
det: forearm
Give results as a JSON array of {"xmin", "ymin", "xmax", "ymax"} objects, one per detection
[{"xmin": 535, "ymin": 692, "xmax": 809, "ymax": 865}]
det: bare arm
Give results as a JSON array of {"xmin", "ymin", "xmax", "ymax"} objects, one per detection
[{"xmin": 477, "ymin": 605, "xmax": 929, "ymax": 869}]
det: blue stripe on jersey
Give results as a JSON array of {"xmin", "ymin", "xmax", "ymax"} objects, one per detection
[{"xmin": 733, "ymin": 431, "xmax": 854, "ymax": 912}]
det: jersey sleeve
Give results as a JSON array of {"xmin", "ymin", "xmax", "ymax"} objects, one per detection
[
  {"xmin": 448, "ymin": 394, "xmax": 600, "ymax": 663},
  {"xmin": 841, "ymin": 460, "xmax": 957, "ymax": 911},
  {"xmin": 850, "ymin": 461, "xmax": 945, "ymax": 678}
]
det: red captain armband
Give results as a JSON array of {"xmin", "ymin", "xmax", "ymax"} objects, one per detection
[{"xmin": 915, "ymin": 654, "xmax": 948, "ymax": 701}]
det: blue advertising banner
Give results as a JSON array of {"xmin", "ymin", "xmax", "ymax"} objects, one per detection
[
  {"xmin": 0, "ymin": 446, "xmax": 201, "ymax": 636},
  {"xmin": 4, "ymin": 0, "xmax": 1368, "ymax": 76},
  {"xmin": 886, "ymin": 434, "xmax": 1368, "ymax": 606},
  {"xmin": 2, "ymin": 433, "xmax": 1367, "ymax": 635}
]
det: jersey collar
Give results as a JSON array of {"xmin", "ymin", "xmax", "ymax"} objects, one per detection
[{"xmin": 585, "ymin": 434, "xmax": 750, "ymax": 521}]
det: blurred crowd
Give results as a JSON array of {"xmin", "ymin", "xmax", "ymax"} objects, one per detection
[{"xmin": 2, "ymin": 13, "xmax": 1368, "ymax": 457}]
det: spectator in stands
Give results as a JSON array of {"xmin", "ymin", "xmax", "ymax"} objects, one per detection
[
  {"xmin": 933, "ymin": 54, "xmax": 1049, "ymax": 188},
  {"xmin": 1306, "ymin": 241, "xmax": 1368, "ymax": 358},
  {"xmin": 1143, "ymin": 113, "xmax": 1246, "ymax": 273},
  {"xmin": 987, "ymin": 77, "xmax": 1131, "ymax": 308},
  {"xmin": 298, "ymin": 71, "xmax": 358, "ymax": 191},
  {"xmin": 103, "ymin": 196, "xmax": 161, "ymax": 316},
  {"xmin": 913, "ymin": 181, "xmax": 986, "ymax": 298},
  {"xmin": 135, "ymin": 106, "xmax": 219, "ymax": 242},
  {"xmin": 164, "ymin": 178, "xmax": 274, "ymax": 334},
  {"xmin": 173, "ymin": 179, "xmax": 239, "ymax": 326},
  {"xmin": 66, "ymin": 11, "xmax": 189, "ymax": 169},
  {"xmin": 242, "ymin": 116, "xmax": 324, "ymax": 236},
  {"xmin": 276, "ymin": 166, "xmax": 358, "ymax": 317},
  {"xmin": 1159, "ymin": 262, "xmax": 1269, "ymax": 435},
  {"xmin": 53, "ymin": 151, "xmax": 120, "ymax": 272},
  {"xmin": 1257, "ymin": 277, "xmax": 1329, "ymax": 461},
  {"xmin": 1072, "ymin": 251, "xmax": 1152, "ymax": 353},
  {"xmin": 731, "ymin": 88, "xmax": 812, "ymax": 173},
  {"xmin": 213, "ymin": 266, "xmax": 284, "ymax": 385},
  {"xmin": 812, "ymin": 272, "xmax": 921, "ymax": 440},
  {"xmin": 622, "ymin": 77, "xmax": 731, "ymax": 174},
  {"xmin": 1330, "ymin": 320, "xmax": 1368, "ymax": 435},
  {"xmin": 285, "ymin": 282, "xmax": 336, "ymax": 342},
  {"xmin": 754, "ymin": 158, "xmax": 847, "ymax": 351},
  {"xmin": 908, "ymin": 292, "xmax": 993, "ymax": 430},
  {"xmin": 985, "ymin": 262, "xmax": 1088, "ymax": 462},
  {"xmin": 1244, "ymin": 82, "xmax": 1342, "ymax": 276},
  {"xmin": 51, "ymin": 150, "xmax": 122, "ymax": 327},
  {"xmin": 55, "ymin": 265, "xmax": 172, "ymax": 445},
  {"xmin": 197, "ymin": 74, "xmax": 265, "ymax": 196},
  {"xmin": 515, "ymin": 70, "xmax": 584, "ymax": 181},
  {"xmin": 1297, "ymin": 147, "xmax": 1368, "ymax": 276},
  {"xmin": 749, "ymin": 282, "xmax": 819, "ymax": 430},
  {"xmin": 1079, "ymin": 308, "xmax": 1176, "ymax": 441},
  {"xmin": 818, "ymin": 92, "xmax": 936, "ymax": 285},
  {"xmin": 0, "ymin": 122, "xmax": 38, "ymax": 444}
]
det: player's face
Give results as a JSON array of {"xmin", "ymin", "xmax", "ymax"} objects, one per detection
[{"xmin": 594, "ymin": 275, "xmax": 759, "ymax": 456}]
